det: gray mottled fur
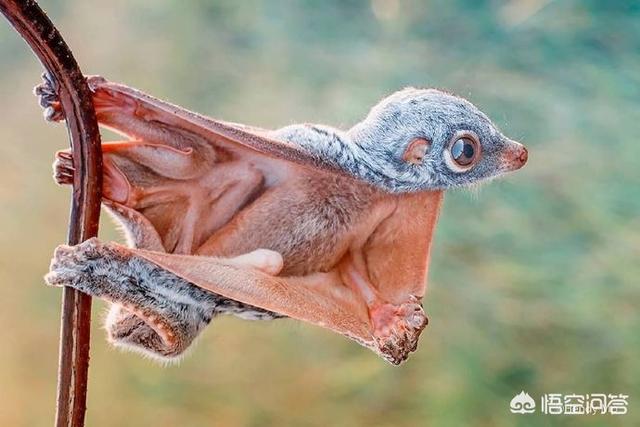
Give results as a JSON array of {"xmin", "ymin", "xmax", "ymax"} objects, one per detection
[{"xmin": 275, "ymin": 88, "xmax": 516, "ymax": 193}]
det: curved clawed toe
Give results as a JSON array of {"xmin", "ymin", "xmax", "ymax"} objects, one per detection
[
  {"xmin": 53, "ymin": 150, "xmax": 75, "ymax": 185},
  {"xmin": 370, "ymin": 298, "xmax": 429, "ymax": 365},
  {"xmin": 34, "ymin": 72, "xmax": 65, "ymax": 122}
]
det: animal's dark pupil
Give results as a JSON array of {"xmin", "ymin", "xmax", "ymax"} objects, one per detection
[{"xmin": 463, "ymin": 143, "xmax": 474, "ymax": 158}]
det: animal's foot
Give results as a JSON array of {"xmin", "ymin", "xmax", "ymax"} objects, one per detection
[
  {"xmin": 369, "ymin": 297, "xmax": 428, "ymax": 365},
  {"xmin": 53, "ymin": 150, "xmax": 74, "ymax": 185},
  {"xmin": 34, "ymin": 74, "xmax": 129, "ymax": 122},
  {"xmin": 34, "ymin": 72, "xmax": 65, "ymax": 122},
  {"xmin": 44, "ymin": 238, "xmax": 120, "ymax": 297}
]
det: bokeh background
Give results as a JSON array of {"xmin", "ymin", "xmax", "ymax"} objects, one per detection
[{"xmin": 0, "ymin": 0, "xmax": 638, "ymax": 426}]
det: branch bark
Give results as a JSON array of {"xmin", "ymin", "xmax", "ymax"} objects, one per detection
[{"xmin": 0, "ymin": 1, "xmax": 102, "ymax": 426}]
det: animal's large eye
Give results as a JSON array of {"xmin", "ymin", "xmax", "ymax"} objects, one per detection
[
  {"xmin": 446, "ymin": 132, "xmax": 481, "ymax": 172},
  {"xmin": 451, "ymin": 138, "xmax": 476, "ymax": 166}
]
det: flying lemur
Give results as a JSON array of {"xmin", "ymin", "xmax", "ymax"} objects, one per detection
[{"xmin": 36, "ymin": 75, "xmax": 527, "ymax": 365}]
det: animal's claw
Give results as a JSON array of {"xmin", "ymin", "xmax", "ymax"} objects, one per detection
[
  {"xmin": 34, "ymin": 72, "xmax": 65, "ymax": 122},
  {"xmin": 53, "ymin": 150, "xmax": 75, "ymax": 185},
  {"xmin": 370, "ymin": 298, "xmax": 428, "ymax": 365}
]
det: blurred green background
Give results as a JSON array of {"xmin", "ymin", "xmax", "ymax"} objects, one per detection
[{"xmin": 0, "ymin": 0, "xmax": 638, "ymax": 426}]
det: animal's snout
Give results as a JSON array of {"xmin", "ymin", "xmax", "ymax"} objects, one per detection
[
  {"xmin": 502, "ymin": 141, "xmax": 528, "ymax": 171},
  {"xmin": 517, "ymin": 145, "xmax": 528, "ymax": 164}
]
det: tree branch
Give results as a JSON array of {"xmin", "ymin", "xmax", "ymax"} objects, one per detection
[{"xmin": 0, "ymin": 1, "xmax": 102, "ymax": 426}]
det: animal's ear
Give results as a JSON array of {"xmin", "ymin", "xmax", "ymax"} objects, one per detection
[{"xmin": 402, "ymin": 138, "xmax": 430, "ymax": 165}]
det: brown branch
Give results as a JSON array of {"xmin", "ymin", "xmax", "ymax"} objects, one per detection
[{"xmin": 0, "ymin": 1, "xmax": 102, "ymax": 426}]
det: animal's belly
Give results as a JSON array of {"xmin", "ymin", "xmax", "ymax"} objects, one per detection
[
  {"xmin": 115, "ymin": 149, "xmax": 381, "ymax": 276},
  {"xmin": 196, "ymin": 174, "xmax": 379, "ymax": 276}
]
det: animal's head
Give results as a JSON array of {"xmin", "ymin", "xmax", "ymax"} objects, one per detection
[{"xmin": 350, "ymin": 87, "xmax": 528, "ymax": 192}]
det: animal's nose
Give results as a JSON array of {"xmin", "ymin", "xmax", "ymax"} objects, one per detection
[
  {"xmin": 518, "ymin": 146, "xmax": 528, "ymax": 165},
  {"xmin": 502, "ymin": 141, "xmax": 528, "ymax": 171}
]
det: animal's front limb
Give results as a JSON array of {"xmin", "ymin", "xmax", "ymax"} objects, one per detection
[{"xmin": 340, "ymin": 252, "xmax": 428, "ymax": 362}]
